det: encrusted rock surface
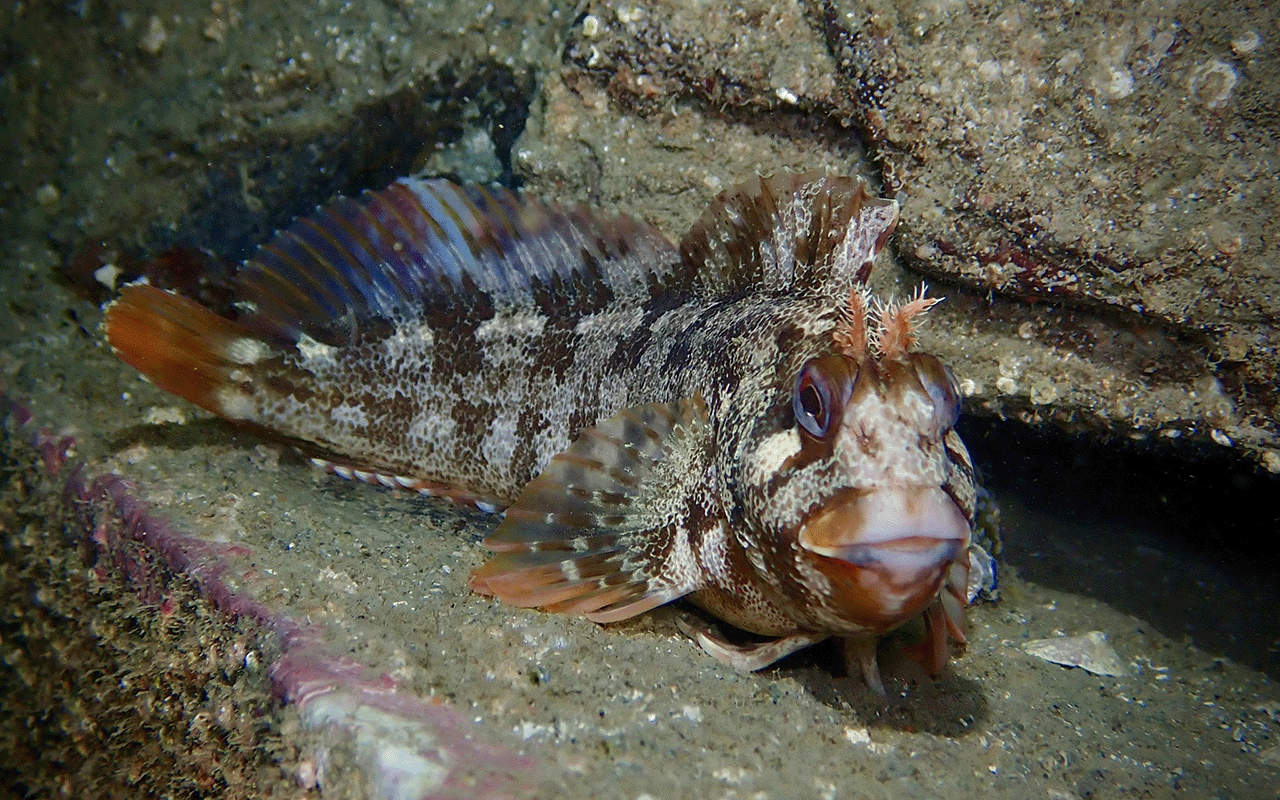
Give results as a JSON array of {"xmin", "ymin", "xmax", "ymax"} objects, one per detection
[
  {"xmin": 2, "ymin": 2, "xmax": 1278, "ymax": 798},
  {"xmin": 515, "ymin": 0, "xmax": 1280, "ymax": 470}
]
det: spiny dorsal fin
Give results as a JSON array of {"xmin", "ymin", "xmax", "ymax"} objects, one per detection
[
  {"xmin": 231, "ymin": 173, "xmax": 897, "ymax": 345},
  {"xmin": 470, "ymin": 397, "xmax": 712, "ymax": 623},
  {"xmin": 677, "ymin": 172, "xmax": 899, "ymax": 299},
  {"xmin": 236, "ymin": 178, "xmax": 683, "ymax": 345}
]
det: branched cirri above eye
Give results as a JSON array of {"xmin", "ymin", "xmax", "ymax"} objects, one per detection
[{"xmin": 793, "ymin": 358, "xmax": 846, "ymax": 440}]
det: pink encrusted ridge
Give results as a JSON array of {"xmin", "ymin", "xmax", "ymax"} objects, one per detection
[{"xmin": 0, "ymin": 387, "xmax": 536, "ymax": 800}]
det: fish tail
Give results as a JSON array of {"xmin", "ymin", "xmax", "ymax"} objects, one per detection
[{"xmin": 103, "ymin": 283, "xmax": 272, "ymax": 420}]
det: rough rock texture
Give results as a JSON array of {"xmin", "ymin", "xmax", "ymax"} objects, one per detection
[
  {"xmin": 6, "ymin": 0, "xmax": 1276, "ymax": 467},
  {"xmin": 2, "ymin": 1, "xmax": 1279, "ymax": 798},
  {"xmin": 514, "ymin": 0, "xmax": 1280, "ymax": 470},
  {"xmin": 0, "ymin": 429, "xmax": 308, "ymax": 798}
]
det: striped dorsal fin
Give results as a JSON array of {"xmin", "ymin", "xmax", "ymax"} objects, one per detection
[{"xmin": 233, "ymin": 178, "xmax": 683, "ymax": 345}]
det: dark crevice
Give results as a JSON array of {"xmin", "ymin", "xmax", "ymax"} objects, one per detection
[
  {"xmin": 56, "ymin": 61, "xmax": 536, "ymax": 305},
  {"xmin": 958, "ymin": 413, "xmax": 1280, "ymax": 680},
  {"xmin": 169, "ymin": 63, "xmax": 535, "ymax": 265}
]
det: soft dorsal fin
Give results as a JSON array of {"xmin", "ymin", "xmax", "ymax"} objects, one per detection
[
  {"xmin": 678, "ymin": 171, "xmax": 899, "ymax": 299},
  {"xmin": 235, "ymin": 178, "xmax": 683, "ymax": 344},
  {"xmin": 220, "ymin": 173, "xmax": 896, "ymax": 346}
]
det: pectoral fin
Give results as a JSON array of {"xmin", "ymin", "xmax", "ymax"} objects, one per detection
[{"xmin": 470, "ymin": 397, "xmax": 713, "ymax": 623}]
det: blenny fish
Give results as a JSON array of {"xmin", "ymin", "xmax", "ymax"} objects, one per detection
[{"xmin": 103, "ymin": 172, "xmax": 979, "ymax": 693}]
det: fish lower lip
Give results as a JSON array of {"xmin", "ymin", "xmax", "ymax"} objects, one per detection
[{"xmin": 806, "ymin": 534, "xmax": 968, "ymax": 632}]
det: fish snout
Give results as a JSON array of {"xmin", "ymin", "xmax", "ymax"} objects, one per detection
[{"xmin": 799, "ymin": 486, "xmax": 970, "ymax": 631}]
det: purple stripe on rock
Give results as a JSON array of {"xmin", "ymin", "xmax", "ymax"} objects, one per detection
[{"xmin": 1, "ymin": 386, "xmax": 536, "ymax": 800}]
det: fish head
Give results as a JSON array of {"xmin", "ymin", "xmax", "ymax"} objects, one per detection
[
  {"xmin": 791, "ymin": 349, "xmax": 973, "ymax": 631},
  {"xmin": 740, "ymin": 288, "xmax": 975, "ymax": 636}
]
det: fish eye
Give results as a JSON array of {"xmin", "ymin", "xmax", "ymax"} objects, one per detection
[
  {"xmin": 912, "ymin": 355, "xmax": 962, "ymax": 430},
  {"xmin": 793, "ymin": 359, "xmax": 842, "ymax": 440}
]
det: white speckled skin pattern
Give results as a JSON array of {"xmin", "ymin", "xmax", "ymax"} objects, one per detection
[{"xmin": 104, "ymin": 172, "xmax": 977, "ymax": 691}]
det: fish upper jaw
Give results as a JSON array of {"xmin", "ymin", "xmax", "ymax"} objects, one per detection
[{"xmin": 797, "ymin": 485, "xmax": 970, "ymax": 631}]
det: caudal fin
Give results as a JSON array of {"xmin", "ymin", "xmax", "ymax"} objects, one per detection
[{"xmin": 103, "ymin": 283, "xmax": 272, "ymax": 419}]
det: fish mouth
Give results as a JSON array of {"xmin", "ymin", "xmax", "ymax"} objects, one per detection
[{"xmin": 798, "ymin": 486, "xmax": 969, "ymax": 630}]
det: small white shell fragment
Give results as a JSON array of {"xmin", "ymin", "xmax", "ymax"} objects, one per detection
[
  {"xmin": 844, "ymin": 726, "xmax": 872, "ymax": 746},
  {"xmin": 1023, "ymin": 631, "xmax": 1128, "ymax": 677},
  {"xmin": 1029, "ymin": 380, "xmax": 1059, "ymax": 405},
  {"xmin": 35, "ymin": 183, "xmax": 61, "ymax": 206},
  {"xmin": 1231, "ymin": 31, "xmax": 1261, "ymax": 56},
  {"xmin": 94, "ymin": 263, "xmax": 124, "ymax": 290},
  {"xmin": 143, "ymin": 405, "xmax": 188, "ymax": 426},
  {"xmin": 139, "ymin": 15, "xmax": 168, "ymax": 55}
]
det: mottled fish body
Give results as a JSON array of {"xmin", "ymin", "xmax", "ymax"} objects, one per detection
[{"xmin": 104, "ymin": 172, "xmax": 978, "ymax": 692}]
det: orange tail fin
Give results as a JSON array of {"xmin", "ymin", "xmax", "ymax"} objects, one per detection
[{"xmin": 103, "ymin": 283, "xmax": 270, "ymax": 419}]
